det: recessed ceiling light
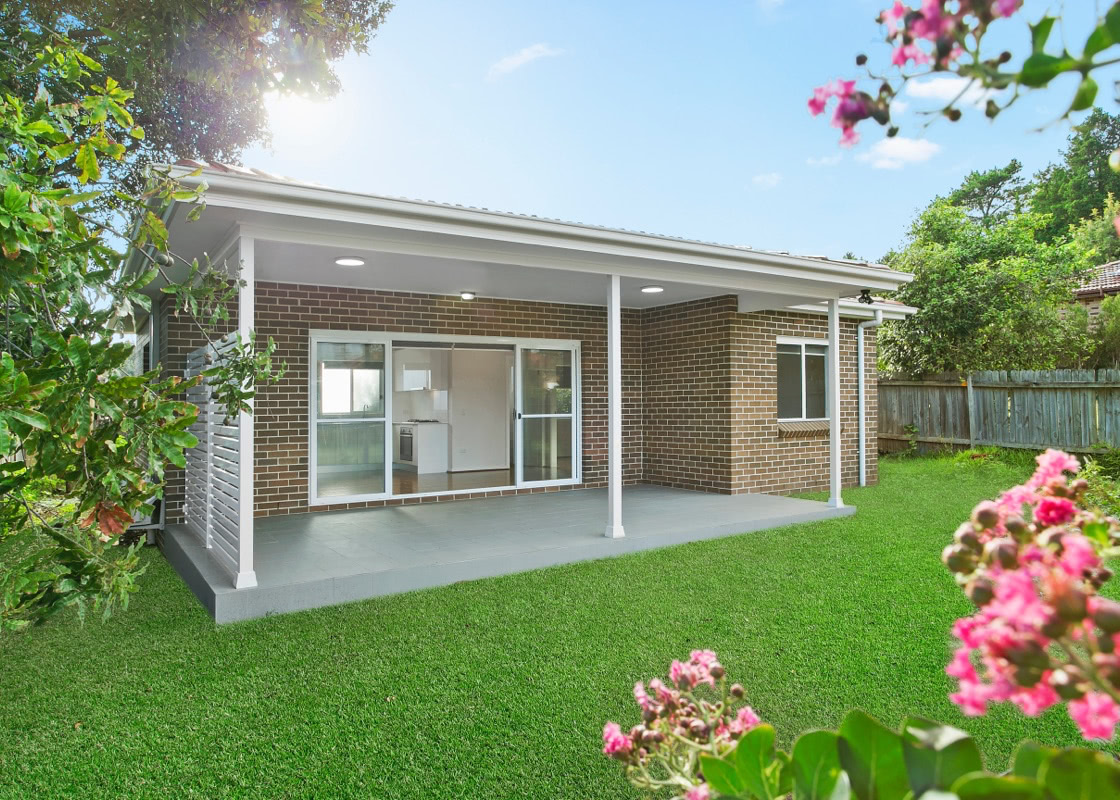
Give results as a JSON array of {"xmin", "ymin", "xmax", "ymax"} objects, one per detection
[
  {"xmin": 640, "ymin": 285, "xmax": 664, "ymax": 294},
  {"xmin": 334, "ymin": 256, "xmax": 365, "ymax": 267},
  {"xmin": 459, "ymin": 291, "xmax": 477, "ymax": 301}
]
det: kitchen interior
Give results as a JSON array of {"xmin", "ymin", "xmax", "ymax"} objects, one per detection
[{"xmin": 392, "ymin": 342, "xmax": 516, "ymax": 494}]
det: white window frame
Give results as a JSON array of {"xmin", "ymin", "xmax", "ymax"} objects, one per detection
[
  {"xmin": 775, "ymin": 336, "xmax": 830, "ymax": 423},
  {"xmin": 307, "ymin": 330, "xmax": 582, "ymax": 506},
  {"xmin": 308, "ymin": 330, "xmax": 394, "ymax": 506}
]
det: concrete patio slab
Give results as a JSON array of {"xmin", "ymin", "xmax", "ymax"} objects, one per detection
[{"xmin": 160, "ymin": 485, "xmax": 854, "ymax": 623}]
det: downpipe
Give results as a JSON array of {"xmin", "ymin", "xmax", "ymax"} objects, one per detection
[{"xmin": 857, "ymin": 310, "xmax": 883, "ymax": 487}]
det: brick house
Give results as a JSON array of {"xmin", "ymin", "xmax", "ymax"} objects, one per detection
[
  {"xmin": 134, "ymin": 162, "xmax": 914, "ymax": 621},
  {"xmin": 1074, "ymin": 260, "xmax": 1120, "ymax": 317}
]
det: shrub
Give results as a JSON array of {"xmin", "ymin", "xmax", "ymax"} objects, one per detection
[{"xmin": 604, "ymin": 449, "xmax": 1120, "ymax": 799}]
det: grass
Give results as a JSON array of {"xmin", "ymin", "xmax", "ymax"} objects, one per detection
[{"xmin": 0, "ymin": 456, "xmax": 1096, "ymax": 799}]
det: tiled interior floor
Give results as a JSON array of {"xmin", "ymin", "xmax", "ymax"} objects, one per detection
[{"xmin": 315, "ymin": 460, "xmax": 575, "ymax": 497}]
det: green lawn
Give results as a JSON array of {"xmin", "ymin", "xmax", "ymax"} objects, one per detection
[{"xmin": 0, "ymin": 456, "xmax": 1093, "ymax": 799}]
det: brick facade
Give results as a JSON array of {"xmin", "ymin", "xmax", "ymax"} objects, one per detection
[{"xmin": 158, "ymin": 283, "xmax": 877, "ymax": 522}]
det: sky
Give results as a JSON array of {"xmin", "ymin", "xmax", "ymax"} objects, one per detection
[{"xmin": 244, "ymin": 0, "xmax": 1120, "ymax": 263}]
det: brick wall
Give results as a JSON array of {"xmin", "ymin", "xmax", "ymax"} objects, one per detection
[
  {"xmin": 158, "ymin": 284, "xmax": 877, "ymax": 521},
  {"xmin": 641, "ymin": 296, "xmax": 736, "ymax": 491},
  {"xmin": 730, "ymin": 310, "xmax": 875, "ymax": 494}
]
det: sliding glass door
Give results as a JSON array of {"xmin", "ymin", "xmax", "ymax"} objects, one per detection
[
  {"xmin": 516, "ymin": 346, "xmax": 578, "ymax": 486},
  {"xmin": 310, "ymin": 336, "xmax": 390, "ymax": 501}
]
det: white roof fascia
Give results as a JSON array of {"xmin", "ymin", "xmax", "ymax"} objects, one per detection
[
  {"xmin": 786, "ymin": 299, "xmax": 916, "ymax": 320},
  {"xmin": 171, "ymin": 167, "xmax": 913, "ymax": 294}
]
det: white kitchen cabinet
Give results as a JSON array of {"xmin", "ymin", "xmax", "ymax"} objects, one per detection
[
  {"xmin": 393, "ymin": 348, "xmax": 449, "ymax": 391},
  {"xmin": 393, "ymin": 422, "xmax": 449, "ymax": 473}
]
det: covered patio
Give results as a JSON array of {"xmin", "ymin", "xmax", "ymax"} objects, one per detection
[{"xmin": 161, "ymin": 485, "xmax": 853, "ymax": 623}]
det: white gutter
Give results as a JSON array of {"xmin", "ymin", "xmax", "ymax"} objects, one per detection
[{"xmin": 857, "ymin": 309, "xmax": 883, "ymax": 487}]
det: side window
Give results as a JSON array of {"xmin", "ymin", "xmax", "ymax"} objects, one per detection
[{"xmin": 776, "ymin": 341, "xmax": 828, "ymax": 420}]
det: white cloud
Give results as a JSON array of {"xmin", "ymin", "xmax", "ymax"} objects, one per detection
[
  {"xmin": 889, "ymin": 99, "xmax": 909, "ymax": 115},
  {"xmin": 906, "ymin": 76, "xmax": 996, "ymax": 109},
  {"xmin": 487, "ymin": 43, "xmax": 564, "ymax": 80},
  {"xmin": 856, "ymin": 137, "xmax": 941, "ymax": 169},
  {"xmin": 806, "ymin": 154, "xmax": 843, "ymax": 167},
  {"xmin": 752, "ymin": 171, "xmax": 783, "ymax": 189}
]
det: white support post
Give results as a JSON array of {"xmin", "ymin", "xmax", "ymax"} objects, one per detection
[
  {"xmin": 605, "ymin": 274, "xmax": 625, "ymax": 538},
  {"xmin": 827, "ymin": 298, "xmax": 844, "ymax": 509},
  {"xmin": 234, "ymin": 236, "xmax": 258, "ymax": 588}
]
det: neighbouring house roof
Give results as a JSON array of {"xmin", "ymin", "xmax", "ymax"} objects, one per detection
[{"xmin": 1075, "ymin": 260, "xmax": 1120, "ymax": 298}]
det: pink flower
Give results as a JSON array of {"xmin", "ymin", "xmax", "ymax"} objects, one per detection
[
  {"xmin": 946, "ymin": 646, "xmax": 978, "ymax": 682},
  {"xmin": 685, "ymin": 784, "xmax": 711, "ymax": 800},
  {"xmin": 648, "ymin": 677, "xmax": 674, "ymax": 705},
  {"xmin": 882, "ymin": 1, "xmax": 909, "ymax": 36},
  {"xmin": 1034, "ymin": 496, "xmax": 1077, "ymax": 528},
  {"xmin": 690, "ymin": 650, "xmax": 718, "ymax": 668},
  {"xmin": 602, "ymin": 721, "xmax": 632, "ymax": 757},
  {"xmin": 891, "ymin": 43, "xmax": 929, "ymax": 67},
  {"xmin": 1058, "ymin": 534, "xmax": 1100, "ymax": 578},
  {"xmin": 729, "ymin": 706, "xmax": 761, "ymax": 735},
  {"xmin": 839, "ymin": 126, "xmax": 860, "ymax": 147},
  {"xmin": 808, "ymin": 84, "xmax": 832, "ymax": 116},
  {"xmin": 1068, "ymin": 692, "xmax": 1120, "ymax": 741},
  {"xmin": 1010, "ymin": 681, "xmax": 1059, "ymax": 717},
  {"xmin": 950, "ymin": 677, "xmax": 993, "ymax": 716},
  {"xmin": 634, "ymin": 681, "xmax": 656, "ymax": 714},
  {"xmin": 999, "ymin": 484, "xmax": 1038, "ymax": 514},
  {"xmin": 992, "ymin": 0, "xmax": 1021, "ymax": 18},
  {"xmin": 1028, "ymin": 449, "xmax": 1080, "ymax": 490}
]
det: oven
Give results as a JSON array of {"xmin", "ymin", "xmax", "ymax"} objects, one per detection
[{"xmin": 399, "ymin": 424, "xmax": 414, "ymax": 463}]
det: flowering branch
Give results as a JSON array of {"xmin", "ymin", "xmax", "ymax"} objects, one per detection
[{"xmin": 810, "ymin": 2, "xmax": 1120, "ymax": 146}]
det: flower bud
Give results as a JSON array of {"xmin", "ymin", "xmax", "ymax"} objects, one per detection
[
  {"xmin": 1045, "ymin": 477, "xmax": 1069, "ymax": 498},
  {"xmin": 1097, "ymin": 631, "xmax": 1116, "ymax": 655},
  {"xmin": 966, "ymin": 576, "xmax": 995, "ymax": 607},
  {"xmin": 1053, "ymin": 584, "xmax": 1089, "ymax": 622},
  {"xmin": 856, "ymin": 53, "xmax": 868, "ymax": 66},
  {"xmin": 1050, "ymin": 667, "xmax": 1087, "ymax": 700},
  {"xmin": 641, "ymin": 729, "xmax": 663, "ymax": 746},
  {"xmin": 1039, "ymin": 612, "xmax": 1068, "ymax": 639},
  {"xmin": 972, "ymin": 501, "xmax": 1000, "ymax": 530},
  {"xmin": 1093, "ymin": 598, "xmax": 1120, "ymax": 634},
  {"xmin": 1088, "ymin": 567, "xmax": 1114, "ymax": 590},
  {"xmin": 942, "ymin": 544, "xmax": 977, "ymax": 574},
  {"xmin": 730, "ymin": 683, "xmax": 744, "ymax": 698},
  {"xmin": 1004, "ymin": 515, "xmax": 1031, "ymax": 542},
  {"xmin": 1040, "ymin": 529, "xmax": 1066, "ymax": 551},
  {"xmin": 1071, "ymin": 479, "xmax": 1089, "ymax": 496},
  {"xmin": 983, "ymin": 539, "xmax": 1018, "ymax": 569},
  {"xmin": 709, "ymin": 664, "xmax": 725, "ymax": 680},
  {"xmin": 954, "ymin": 523, "xmax": 982, "ymax": 552},
  {"xmin": 1013, "ymin": 664, "xmax": 1043, "ymax": 688},
  {"xmin": 1004, "ymin": 641, "xmax": 1050, "ymax": 670}
]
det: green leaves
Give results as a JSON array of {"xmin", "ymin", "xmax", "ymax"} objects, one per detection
[
  {"xmin": 838, "ymin": 710, "xmax": 909, "ymax": 800},
  {"xmin": 793, "ymin": 731, "xmax": 849, "ymax": 800},
  {"xmin": 1043, "ymin": 749, "xmax": 1120, "ymax": 800},
  {"xmin": 75, "ymin": 141, "xmax": 100, "ymax": 183},
  {"xmin": 900, "ymin": 717, "xmax": 983, "ymax": 796}
]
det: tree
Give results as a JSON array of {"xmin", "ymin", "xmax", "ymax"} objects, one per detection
[
  {"xmin": 1069, "ymin": 193, "xmax": 1120, "ymax": 264},
  {"xmin": 9, "ymin": 1, "xmax": 393, "ymax": 192},
  {"xmin": 877, "ymin": 201, "xmax": 1093, "ymax": 377},
  {"xmin": 1031, "ymin": 109, "xmax": 1120, "ymax": 242},
  {"xmin": 0, "ymin": 2, "xmax": 391, "ymax": 629},
  {"xmin": 946, "ymin": 159, "xmax": 1026, "ymax": 228}
]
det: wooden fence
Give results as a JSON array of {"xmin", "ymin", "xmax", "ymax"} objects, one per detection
[{"xmin": 878, "ymin": 370, "xmax": 1120, "ymax": 454}]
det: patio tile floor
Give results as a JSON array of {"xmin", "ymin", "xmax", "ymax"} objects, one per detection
[{"xmin": 160, "ymin": 485, "xmax": 854, "ymax": 622}]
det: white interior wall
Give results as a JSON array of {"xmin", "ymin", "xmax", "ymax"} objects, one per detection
[{"xmin": 449, "ymin": 350, "xmax": 512, "ymax": 472}]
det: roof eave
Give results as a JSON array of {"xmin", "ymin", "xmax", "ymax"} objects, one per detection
[{"xmin": 169, "ymin": 165, "xmax": 913, "ymax": 293}]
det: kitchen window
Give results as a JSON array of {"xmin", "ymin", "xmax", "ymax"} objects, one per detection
[{"xmin": 776, "ymin": 340, "xmax": 828, "ymax": 421}]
